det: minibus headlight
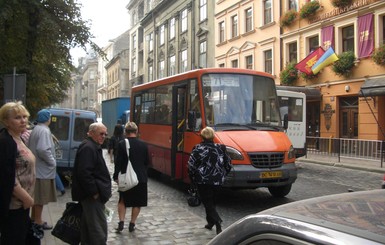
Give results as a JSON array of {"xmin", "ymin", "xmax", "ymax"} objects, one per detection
[
  {"xmin": 226, "ymin": 146, "xmax": 243, "ymax": 160},
  {"xmin": 288, "ymin": 145, "xmax": 295, "ymax": 159}
]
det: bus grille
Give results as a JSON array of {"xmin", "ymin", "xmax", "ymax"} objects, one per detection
[{"xmin": 248, "ymin": 153, "xmax": 284, "ymax": 168}]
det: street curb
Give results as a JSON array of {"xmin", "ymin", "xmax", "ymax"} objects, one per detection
[{"xmin": 296, "ymin": 158, "xmax": 385, "ymax": 174}]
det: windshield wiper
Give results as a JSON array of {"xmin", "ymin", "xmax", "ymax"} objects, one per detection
[
  {"xmin": 215, "ymin": 123, "xmax": 257, "ymax": 130},
  {"xmin": 246, "ymin": 122, "xmax": 283, "ymax": 131}
]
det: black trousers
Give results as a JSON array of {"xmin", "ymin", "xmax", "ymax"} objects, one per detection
[
  {"xmin": 80, "ymin": 198, "xmax": 107, "ymax": 245},
  {"xmin": 0, "ymin": 208, "xmax": 30, "ymax": 245},
  {"xmin": 197, "ymin": 184, "xmax": 222, "ymax": 225}
]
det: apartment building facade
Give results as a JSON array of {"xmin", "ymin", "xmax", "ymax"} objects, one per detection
[
  {"xmin": 215, "ymin": 0, "xmax": 281, "ymax": 81},
  {"xmin": 81, "ymin": 54, "xmax": 98, "ymax": 112},
  {"xmin": 128, "ymin": 0, "xmax": 215, "ymax": 85},
  {"xmin": 105, "ymin": 30, "xmax": 130, "ymax": 99},
  {"xmin": 281, "ymin": 0, "xmax": 385, "ymax": 141}
]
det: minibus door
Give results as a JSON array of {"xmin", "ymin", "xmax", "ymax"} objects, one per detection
[
  {"xmin": 171, "ymin": 85, "xmax": 187, "ymax": 180},
  {"xmin": 69, "ymin": 112, "xmax": 95, "ymax": 169},
  {"xmin": 50, "ymin": 110, "xmax": 72, "ymax": 171}
]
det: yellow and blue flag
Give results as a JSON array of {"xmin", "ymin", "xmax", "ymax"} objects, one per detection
[{"xmin": 311, "ymin": 47, "xmax": 339, "ymax": 74}]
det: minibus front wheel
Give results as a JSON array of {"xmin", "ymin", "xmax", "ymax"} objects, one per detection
[{"xmin": 268, "ymin": 184, "xmax": 292, "ymax": 198}]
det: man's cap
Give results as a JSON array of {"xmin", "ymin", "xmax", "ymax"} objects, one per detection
[{"xmin": 37, "ymin": 109, "xmax": 51, "ymax": 123}]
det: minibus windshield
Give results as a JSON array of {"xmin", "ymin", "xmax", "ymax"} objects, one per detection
[{"xmin": 201, "ymin": 73, "xmax": 281, "ymax": 127}]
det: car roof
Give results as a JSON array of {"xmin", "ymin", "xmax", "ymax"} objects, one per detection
[
  {"xmin": 209, "ymin": 189, "xmax": 385, "ymax": 245},
  {"xmin": 259, "ymin": 189, "xmax": 385, "ymax": 239}
]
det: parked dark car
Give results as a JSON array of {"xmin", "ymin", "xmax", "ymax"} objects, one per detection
[{"xmin": 208, "ymin": 189, "xmax": 385, "ymax": 245}]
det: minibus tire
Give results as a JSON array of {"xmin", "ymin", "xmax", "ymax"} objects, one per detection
[{"xmin": 268, "ymin": 184, "xmax": 292, "ymax": 198}]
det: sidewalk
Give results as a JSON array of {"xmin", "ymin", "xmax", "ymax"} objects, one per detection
[
  {"xmin": 297, "ymin": 153, "xmax": 385, "ymax": 174},
  {"xmin": 41, "ymin": 150, "xmax": 215, "ymax": 245},
  {"xmin": 41, "ymin": 151, "xmax": 385, "ymax": 244}
]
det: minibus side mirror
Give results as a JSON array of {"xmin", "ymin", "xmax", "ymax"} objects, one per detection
[
  {"xmin": 283, "ymin": 114, "xmax": 288, "ymax": 130},
  {"xmin": 188, "ymin": 111, "xmax": 197, "ymax": 131}
]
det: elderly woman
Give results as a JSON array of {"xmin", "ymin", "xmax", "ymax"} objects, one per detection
[
  {"xmin": 188, "ymin": 127, "xmax": 232, "ymax": 235},
  {"xmin": 0, "ymin": 101, "xmax": 36, "ymax": 244},
  {"xmin": 113, "ymin": 122, "xmax": 149, "ymax": 233}
]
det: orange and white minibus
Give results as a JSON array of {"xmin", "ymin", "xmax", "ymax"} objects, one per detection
[{"xmin": 131, "ymin": 68, "xmax": 297, "ymax": 197}]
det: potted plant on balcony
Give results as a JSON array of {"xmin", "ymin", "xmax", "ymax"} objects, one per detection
[
  {"xmin": 300, "ymin": 71, "xmax": 319, "ymax": 81},
  {"xmin": 332, "ymin": 51, "xmax": 356, "ymax": 77},
  {"xmin": 371, "ymin": 44, "xmax": 385, "ymax": 66},
  {"xmin": 280, "ymin": 9, "xmax": 298, "ymax": 28},
  {"xmin": 280, "ymin": 62, "xmax": 298, "ymax": 85},
  {"xmin": 331, "ymin": 0, "xmax": 353, "ymax": 8},
  {"xmin": 299, "ymin": 1, "xmax": 321, "ymax": 19}
]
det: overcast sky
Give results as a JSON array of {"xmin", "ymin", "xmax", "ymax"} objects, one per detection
[{"xmin": 71, "ymin": 0, "xmax": 130, "ymax": 64}]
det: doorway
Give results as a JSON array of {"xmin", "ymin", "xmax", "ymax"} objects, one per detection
[{"xmin": 339, "ymin": 97, "xmax": 358, "ymax": 139}]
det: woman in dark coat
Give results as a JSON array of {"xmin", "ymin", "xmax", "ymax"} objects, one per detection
[
  {"xmin": 188, "ymin": 126, "xmax": 232, "ymax": 235},
  {"xmin": 113, "ymin": 122, "xmax": 149, "ymax": 232}
]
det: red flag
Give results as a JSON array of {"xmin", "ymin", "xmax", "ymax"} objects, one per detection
[{"xmin": 295, "ymin": 47, "xmax": 325, "ymax": 75}]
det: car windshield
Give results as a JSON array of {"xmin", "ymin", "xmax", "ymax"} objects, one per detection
[{"xmin": 201, "ymin": 73, "xmax": 281, "ymax": 128}]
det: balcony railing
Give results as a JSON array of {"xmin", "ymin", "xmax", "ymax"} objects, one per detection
[{"xmin": 306, "ymin": 136, "xmax": 385, "ymax": 168}]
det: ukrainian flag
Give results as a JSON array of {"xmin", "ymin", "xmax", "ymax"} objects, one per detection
[{"xmin": 311, "ymin": 47, "xmax": 339, "ymax": 74}]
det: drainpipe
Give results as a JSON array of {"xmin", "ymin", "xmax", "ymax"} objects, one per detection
[{"xmin": 191, "ymin": 0, "xmax": 195, "ymax": 70}]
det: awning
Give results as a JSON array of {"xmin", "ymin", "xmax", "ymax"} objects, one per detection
[
  {"xmin": 359, "ymin": 77, "xmax": 385, "ymax": 97},
  {"xmin": 277, "ymin": 86, "xmax": 322, "ymax": 102}
]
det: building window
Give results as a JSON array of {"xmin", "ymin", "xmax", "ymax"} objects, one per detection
[
  {"xmin": 289, "ymin": 42, "xmax": 297, "ymax": 63},
  {"xmin": 199, "ymin": 41, "xmax": 207, "ymax": 68},
  {"xmin": 264, "ymin": 0, "xmax": 272, "ymax": 25},
  {"xmin": 169, "ymin": 18, "xmax": 175, "ymax": 40},
  {"xmin": 181, "ymin": 49, "xmax": 188, "ymax": 72},
  {"xmin": 181, "ymin": 9, "xmax": 188, "ymax": 33},
  {"xmin": 231, "ymin": 59, "xmax": 238, "ymax": 68},
  {"xmin": 289, "ymin": 0, "xmax": 298, "ymax": 10},
  {"xmin": 231, "ymin": 15, "xmax": 238, "ymax": 38},
  {"xmin": 245, "ymin": 8, "xmax": 253, "ymax": 33},
  {"xmin": 342, "ymin": 25, "xmax": 355, "ymax": 52},
  {"xmin": 264, "ymin": 49, "xmax": 272, "ymax": 74},
  {"xmin": 148, "ymin": 65, "xmax": 153, "ymax": 82},
  {"xmin": 132, "ymin": 58, "xmax": 137, "ymax": 73},
  {"xmin": 159, "ymin": 25, "xmax": 165, "ymax": 46},
  {"xmin": 169, "ymin": 55, "xmax": 176, "ymax": 76},
  {"xmin": 245, "ymin": 55, "xmax": 253, "ymax": 69},
  {"xmin": 219, "ymin": 63, "xmax": 225, "ymax": 67},
  {"xmin": 89, "ymin": 70, "xmax": 95, "ymax": 79},
  {"xmin": 200, "ymin": 0, "xmax": 207, "ymax": 22},
  {"xmin": 219, "ymin": 21, "xmax": 225, "ymax": 43},
  {"xmin": 382, "ymin": 16, "xmax": 385, "ymax": 44},
  {"xmin": 148, "ymin": 32, "xmax": 154, "ymax": 52},
  {"xmin": 132, "ymin": 34, "xmax": 137, "ymax": 52},
  {"xmin": 158, "ymin": 60, "xmax": 165, "ymax": 79},
  {"xmin": 309, "ymin": 36, "xmax": 319, "ymax": 53}
]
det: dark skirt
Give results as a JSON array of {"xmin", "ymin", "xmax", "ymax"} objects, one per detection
[{"xmin": 119, "ymin": 182, "xmax": 148, "ymax": 207}]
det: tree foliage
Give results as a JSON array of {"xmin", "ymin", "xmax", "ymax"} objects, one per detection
[{"xmin": 0, "ymin": 0, "xmax": 102, "ymax": 115}]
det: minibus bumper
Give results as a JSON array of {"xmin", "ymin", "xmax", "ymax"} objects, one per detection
[{"xmin": 223, "ymin": 163, "xmax": 297, "ymax": 188}]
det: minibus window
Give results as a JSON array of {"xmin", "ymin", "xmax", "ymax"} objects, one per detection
[
  {"xmin": 50, "ymin": 116, "xmax": 69, "ymax": 141},
  {"xmin": 74, "ymin": 118, "xmax": 94, "ymax": 141},
  {"xmin": 202, "ymin": 74, "xmax": 280, "ymax": 126}
]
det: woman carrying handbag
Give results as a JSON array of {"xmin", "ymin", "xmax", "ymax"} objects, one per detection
[{"xmin": 113, "ymin": 122, "xmax": 149, "ymax": 233}]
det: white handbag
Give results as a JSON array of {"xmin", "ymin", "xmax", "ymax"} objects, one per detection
[{"xmin": 118, "ymin": 139, "xmax": 139, "ymax": 191}]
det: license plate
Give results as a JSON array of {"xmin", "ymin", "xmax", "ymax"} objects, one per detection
[
  {"xmin": 260, "ymin": 171, "xmax": 282, "ymax": 178},
  {"xmin": 56, "ymin": 149, "xmax": 63, "ymax": 160}
]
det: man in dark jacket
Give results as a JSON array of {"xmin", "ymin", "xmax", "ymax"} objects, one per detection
[{"xmin": 71, "ymin": 122, "xmax": 111, "ymax": 245}]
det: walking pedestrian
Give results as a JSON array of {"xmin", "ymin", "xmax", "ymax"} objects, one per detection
[
  {"xmin": 71, "ymin": 122, "xmax": 112, "ymax": 245},
  {"xmin": 113, "ymin": 122, "xmax": 149, "ymax": 233},
  {"xmin": 28, "ymin": 109, "xmax": 57, "ymax": 230},
  {"xmin": 188, "ymin": 127, "xmax": 232, "ymax": 235},
  {"xmin": 0, "ymin": 101, "xmax": 36, "ymax": 244},
  {"xmin": 108, "ymin": 124, "xmax": 124, "ymax": 163}
]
